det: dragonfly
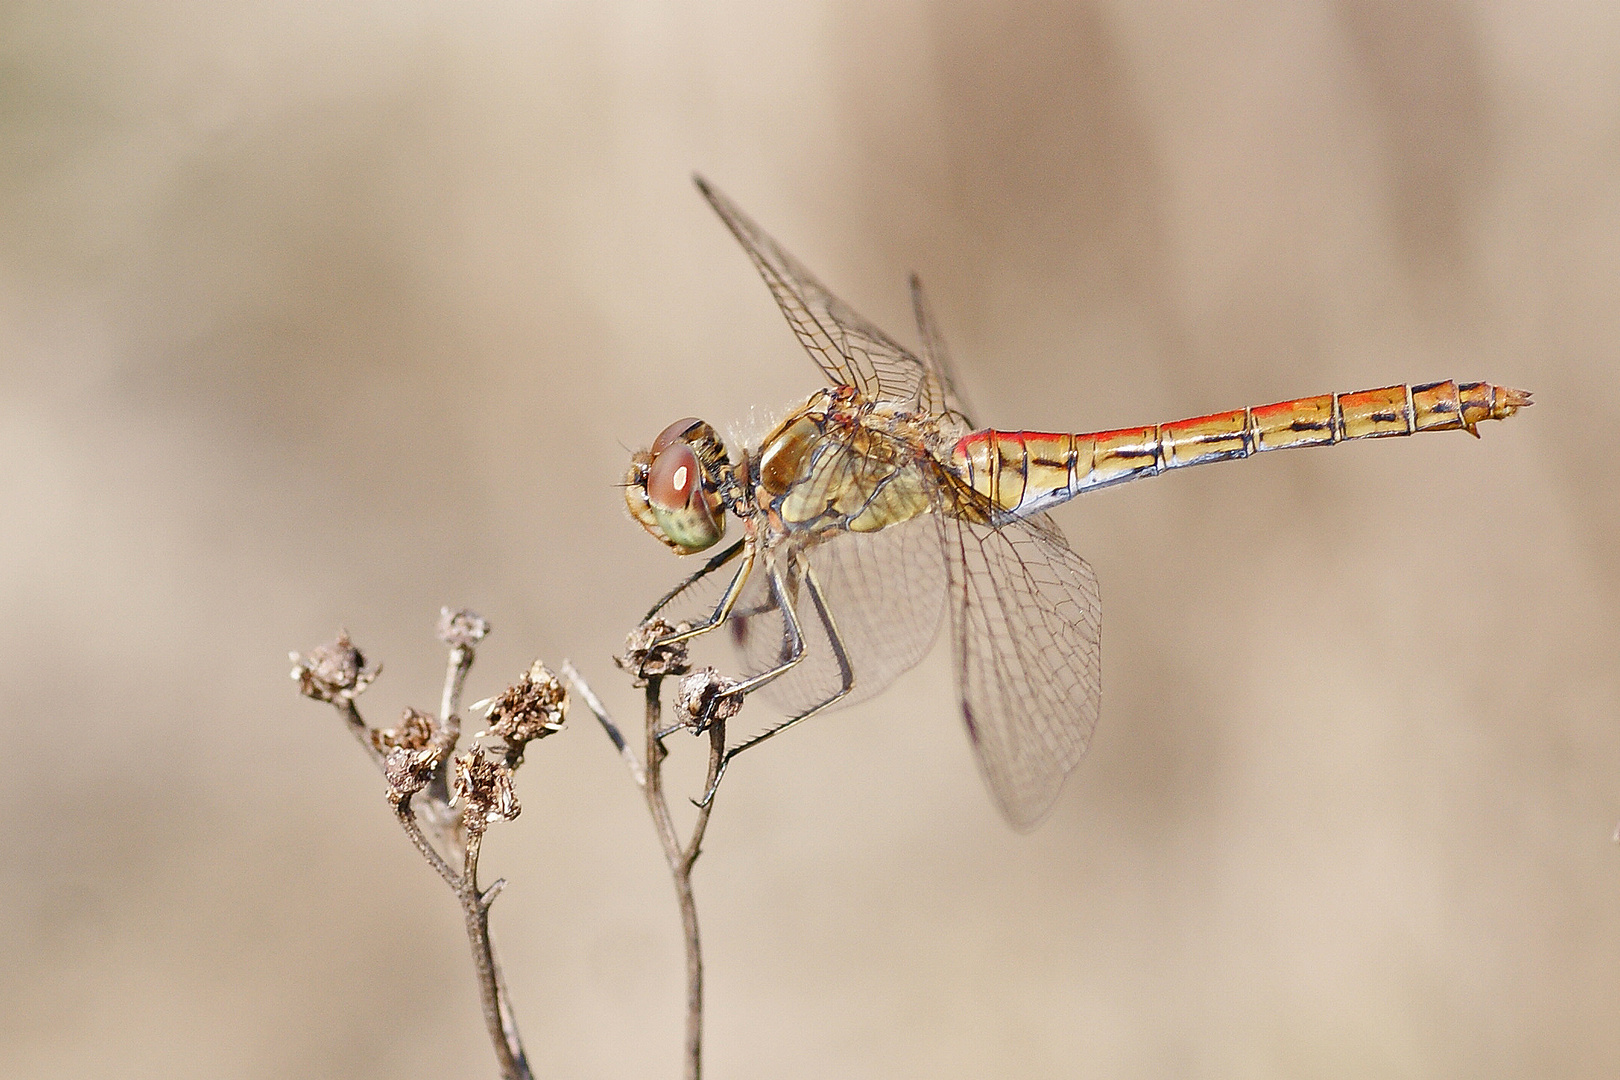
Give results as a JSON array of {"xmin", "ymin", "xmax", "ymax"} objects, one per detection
[{"xmin": 624, "ymin": 177, "xmax": 1531, "ymax": 829}]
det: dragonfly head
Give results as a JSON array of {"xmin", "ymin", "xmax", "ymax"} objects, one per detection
[{"xmin": 625, "ymin": 417, "xmax": 730, "ymax": 554}]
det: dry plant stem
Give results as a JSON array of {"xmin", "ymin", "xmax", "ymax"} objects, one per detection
[
  {"xmin": 322, "ymin": 632, "xmax": 531, "ymax": 1080},
  {"xmin": 641, "ymin": 677, "xmax": 726, "ymax": 1080},
  {"xmin": 396, "ymin": 800, "xmax": 460, "ymax": 889},
  {"xmin": 426, "ymin": 643, "xmax": 474, "ymax": 821},
  {"xmin": 336, "ymin": 697, "xmax": 383, "ymax": 768},
  {"xmin": 489, "ymin": 944, "xmax": 527, "ymax": 1080},
  {"xmin": 563, "ymin": 662, "xmax": 720, "ymax": 1080},
  {"xmin": 396, "ymin": 795, "xmax": 530, "ymax": 1080},
  {"xmin": 443, "ymin": 643, "xmax": 474, "ymax": 720},
  {"xmin": 437, "ymin": 641, "xmax": 530, "ymax": 1080},
  {"xmin": 460, "ymin": 830, "xmax": 532, "ymax": 1080}
]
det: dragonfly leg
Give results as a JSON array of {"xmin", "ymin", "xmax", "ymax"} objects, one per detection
[
  {"xmin": 708, "ymin": 558, "xmax": 807, "ymax": 697},
  {"xmin": 643, "ymin": 538, "xmax": 745, "ymax": 622},
  {"xmin": 648, "ymin": 539, "xmax": 757, "ymax": 649},
  {"xmin": 694, "ymin": 559, "xmax": 854, "ymax": 808},
  {"xmin": 657, "ymin": 556, "xmax": 808, "ymax": 741}
]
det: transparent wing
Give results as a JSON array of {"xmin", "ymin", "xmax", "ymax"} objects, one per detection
[
  {"xmin": 943, "ymin": 508, "xmax": 1103, "ymax": 830},
  {"xmin": 909, "ymin": 273, "xmax": 977, "ymax": 430},
  {"xmin": 643, "ymin": 522, "xmax": 950, "ymax": 731},
  {"xmin": 729, "ymin": 512, "xmax": 949, "ymax": 723},
  {"xmin": 697, "ymin": 176, "xmax": 933, "ymax": 408}
]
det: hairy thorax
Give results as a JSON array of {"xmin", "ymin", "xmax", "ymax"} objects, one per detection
[{"xmin": 747, "ymin": 387, "xmax": 952, "ymax": 542}]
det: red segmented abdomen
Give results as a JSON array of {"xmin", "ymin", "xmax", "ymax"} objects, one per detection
[{"xmin": 948, "ymin": 380, "xmax": 1532, "ymax": 517}]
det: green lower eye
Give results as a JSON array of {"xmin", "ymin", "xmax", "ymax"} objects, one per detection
[{"xmin": 651, "ymin": 503, "xmax": 723, "ymax": 553}]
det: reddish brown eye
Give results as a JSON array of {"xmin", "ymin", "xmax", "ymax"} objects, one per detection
[
  {"xmin": 633, "ymin": 418, "xmax": 727, "ymax": 553},
  {"xmin": 652, "ymin": 417, "xmax": 703, "ymax": 455},
  {"xmin": 647, "ymin": 442, "xmax": 700, "ymax": 510}
]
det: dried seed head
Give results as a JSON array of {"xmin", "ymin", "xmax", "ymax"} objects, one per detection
[
  {"xmin": 370, "ymin": 707, "xmax": 438, "ymax": 754},
  {"xmin": 484, "ymin": 660, "xmax": 567, "ymax": 753},
  {"xmin": 376, "ymin": 708, "xmax": 448, "ymax": 806},
  {"xmin": 673, "ymin": 666, "xmax": 745, "ymax": 730},
  {"xmin": 373, "ymin": 707, "xmax": 456, "ymax": 807},
  {"xmin": 436, "ymin": 607, "xmax": 491, "ymax": 649},
  {"xmin": 290, "ymin": 631, "xmax": 379, "ymax": 702},
  {"xmin": 384, "ymin": 745, "xmax": 443, "ymax": 807},
  {"xmin": 451, "ymin": 749, "xmax": 520, "ymax": 832},
  {"xmin": 615, "ymin": 618, "xmax": 692, "ymax": 684}
]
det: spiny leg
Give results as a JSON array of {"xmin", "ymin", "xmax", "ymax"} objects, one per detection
[
  {"xmin": 649, "ymin": 539, "xmax": 758, "ymax": 649},
  {"xmin": 643, "ymin": 537, "xmax": 745, "ymax": 622},
  {"xmin": 695, "ymin": 559, "xmax": 855, "ymax": 808},
  {"xmin": 730, "ymin": 589, "xmax": 782, "ymax": 623},
  {"xmin": 653, "ymin": 556, "xmax": 807, "ymax": 741},
  {"xmin": 712, "ymin": 558, "xmax": 808, "ymax": 698}
]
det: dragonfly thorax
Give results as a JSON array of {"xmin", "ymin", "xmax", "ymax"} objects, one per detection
[{"xmin": 751, "ymin": 388, "xmax": 943, "ymax": 539}]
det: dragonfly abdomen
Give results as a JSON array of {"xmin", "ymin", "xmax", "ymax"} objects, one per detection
[{"xmin": 949, "ymin": 380, "xmax": 1531, "ymax": 517}]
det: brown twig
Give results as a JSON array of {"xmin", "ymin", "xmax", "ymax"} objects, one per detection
[
  {"xmin": 566, "ymin": 660, "xmax": 722, "ymax": 1080},
  {"xmin": 459, "ymin": 827, "xmax": 530, "ymax": 1080},
  {"xmin": 294, "ymin": 613, "xmax": 537, "ymax": 1080},
  {"xmin": 335, "ymin": 696, "xmax": 382, "ymax": 767},
  {"xmin": 563, "ymin": 659, "xmax": 644, "ymax": 787},
  {"xmin": 395, "ymin": 798, "xmax": 460, "ymax": 889},
  {"xmin": 397, "ymin": 787, "xmax": 530, "ymax": 1080},
  {"xmin": 643, "ymin": 678, "xmax": 708, "ymax": 1080}
]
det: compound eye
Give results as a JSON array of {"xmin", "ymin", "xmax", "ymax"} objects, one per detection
[
  {"xmin": 651, "ymin": 417, "xmax": 704, "ymax": 455},
  {"xmin": 647, "ymin": 441, "xmax": 702, "ymax": 511}
]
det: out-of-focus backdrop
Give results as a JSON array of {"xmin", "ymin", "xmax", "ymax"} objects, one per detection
[{"xmin": 2, "ymin": 2, "xmax": 1614, "ymax": 1077}]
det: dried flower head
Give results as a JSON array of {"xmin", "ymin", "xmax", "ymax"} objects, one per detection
[
  {"xmin": 384, "ymin": 745, "xmax": 444, "ymax": 806},
  {"xmin": 483, "ymin": 661, "xmax": 567, "ymax": 753},
  {"xmin": 452, "ymin": 749, "xmax": 520, "ymax": 832},
  {"xmin": 436, "ymin": 607, "xmax": 491, "ymax": 649},
  {"xmin": 372, "ymin": 708, "xmax": 447, "ymax": 805},
  {"xmin": 615, "ymin": 618, "xmax": 692, "ymax": 684},
  {"xmin": 673, "ymin": 666, "xmax": 745, "ymax": 730},
  {"xmin": 370, "ymin": 706, "xmax": 438, "ymax": 754},
  {"xmin": 290, "ymin": 631, "xmax": 379, "ymax": 702}
]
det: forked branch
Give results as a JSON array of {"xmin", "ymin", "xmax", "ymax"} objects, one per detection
[
  {"xmin": 566, "ymin": 639, "xmax": 738, "ymax": 1080},
  {"xmin": 293, "ymin": 610, "xmax": 565, "ymax": 1080}
]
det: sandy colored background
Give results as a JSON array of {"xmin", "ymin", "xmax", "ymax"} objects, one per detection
[{"xmin": 2, "ymin": 2, "xmax": 1615, "ymax": 1077}]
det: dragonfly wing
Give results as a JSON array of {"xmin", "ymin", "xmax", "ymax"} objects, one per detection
[
  {"xmin": 909, "ymin": 273, "xmax": 977, "ymax": 430},
  {"xmin": 944, "ymin": 510, "xmax": 1102, "ymax": 830},
  {"xmin": 730, "ymin": 512, "xmax": 949, "ymax": 722},
  {"xmin": 696, "ymin": 177, "xmax": 931, "ymax": 407}
]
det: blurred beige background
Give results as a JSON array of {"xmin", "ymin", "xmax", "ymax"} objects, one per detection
[{"xmin": 2, "ymin": 2, "xmax": 1614, "ymax": 1077}]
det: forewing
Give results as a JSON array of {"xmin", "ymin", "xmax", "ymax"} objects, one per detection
[
  {"xmin": 697, "ymin": 177, "xmax": 931, "ymax": 407},
  {"xmin": 909, "ymin": 273, "xmax": 977, "ymax": 430},
  {"xmin": 944, "ymin": 510, "xmax": 1102, "ymax": 830}
]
